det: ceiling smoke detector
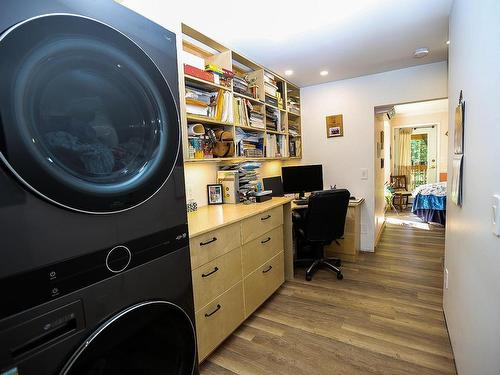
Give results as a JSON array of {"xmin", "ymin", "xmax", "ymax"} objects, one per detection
[{"xmin": 413, "ymin": 47, "xmax": 429, "ymax": 58}]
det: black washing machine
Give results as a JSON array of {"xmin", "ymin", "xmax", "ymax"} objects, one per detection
[{"xmin": 0, "ymin": 1, "xmax": 197, "ymax": 374}]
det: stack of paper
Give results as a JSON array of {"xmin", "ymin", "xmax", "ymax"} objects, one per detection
[
  {"xmin": 264, "ymin": 72, "xmax": 278, "ymax": 97},
  {"xmin": 233, "ymin": 75, "xmax": 252, "ymax": 96},
  {"xmin": 185, "ymin": 85, "xmax": 211, "ymax": 116},
  {"xmin": 265, "ymin": 107, "xmax": 281, "ymax": 131},
  {"xmin": 235, "ymin": 127, "xmax": 264, "ymax": 157},
  {"xmin": 287, "ymin": 95, "xmax": 300, "ymax": 115},
  {"xmin": 219, "ymin": 161, "xmax": 262, "ymax": 202}
]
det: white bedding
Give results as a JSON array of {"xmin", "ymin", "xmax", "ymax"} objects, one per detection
[{"xmin": 412, "ymin": 182, "xmax": 447, "ymax": 197}]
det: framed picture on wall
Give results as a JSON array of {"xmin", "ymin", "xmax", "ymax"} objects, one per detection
[
  {"xmin": 207, "ymin": 184, "xmax": 223, "ymax": 205},
  {"xmin": 454, "ymin": 94, "xmax": 465, "ymax": 153},
  {"xmin": 326, "ymin": 114, "xmax": 344, "ymax": 138}
]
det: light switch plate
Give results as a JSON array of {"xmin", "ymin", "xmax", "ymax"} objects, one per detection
[
  {"xmin": 361, "ymin": 168, "xmax": 368, "ymax": 180},
  {"xmin": 493, "ymin": 194, "xmax": 500, "ymax": 236}
]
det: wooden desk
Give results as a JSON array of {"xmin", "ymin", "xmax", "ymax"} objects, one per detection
[
  {"xmin": 292, "ymin": 198, "xmax": 364, "ymax": 262},
  {"xmin": 187, "ymin": 197, "xmax": 293, "ymax": 362}
]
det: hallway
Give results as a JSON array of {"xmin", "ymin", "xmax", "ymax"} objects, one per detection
[{"xmin": 200, "ymin": 220, "xmax": 456, "ymax": 375}]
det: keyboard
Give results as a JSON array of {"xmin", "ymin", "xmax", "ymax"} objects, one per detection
[{"xmin": 294, "ymin": 199, "xmax": 308, "ymax": 206}]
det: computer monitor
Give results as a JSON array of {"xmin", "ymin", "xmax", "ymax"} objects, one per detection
[{"xmin": 281, "ymin": 165, "xmax": 323, "ymax": 198}]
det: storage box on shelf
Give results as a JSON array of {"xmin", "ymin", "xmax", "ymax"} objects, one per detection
[{"xmin": 180, "ymin": 24, "xmax": 302, "ymax": 163}]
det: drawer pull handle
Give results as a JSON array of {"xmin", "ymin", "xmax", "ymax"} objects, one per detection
[
  {"xmin": 204, "ymin": 304, "xmax": 221, "ymax": 318},
  {"xmin": 261, "ymin": 215, "xmax": 271, "ymax": 221},
  {"xmin": 200, "ymin": 237, "xmax": 217, "ymax": 246},
  {"xmin": 261, "ymin": 237, "xmax": 271, "ymax": 244},
  {"xmin": 263, "ymin": 265, "xmax": 273, "ymax": 273},
  {"xmin": 201, "ymin": 267, "xmax": 219, "ymax": 278}
]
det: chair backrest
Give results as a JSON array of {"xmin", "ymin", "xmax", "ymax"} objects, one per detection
[
  {"xmin": 304, "ymin": 189, "xmax": 350, "ymax": 243},
  {"xmin": 390, "ymin": 175, "xmax": 408, "ymax": 190}
]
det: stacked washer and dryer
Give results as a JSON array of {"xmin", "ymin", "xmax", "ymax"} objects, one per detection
[{"xmin": 0, "ymin": 1, "xmax": 197, "ymax": 374}]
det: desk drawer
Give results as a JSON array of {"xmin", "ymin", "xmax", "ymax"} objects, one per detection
[
  {"xmin": 243, "ymin": 251, "xmax": 284, "ymax": 317},
  {"xmin": 190, "ymin": 222, "xmax": 241, "ymax": 269},
  {"xmin": 195, "ymin": 282, "xmax": 245, "ymax": 361},
  {"xmin": 241, "ymin": 206, "xmax": 283, "ymax": 244},
  {"xmin": 192, "ymin": 247, "xmax": 242, "ymax": 311},
  {"xmin": 242, "ymin": 226, "xmax": 283, "ymax": 276}
]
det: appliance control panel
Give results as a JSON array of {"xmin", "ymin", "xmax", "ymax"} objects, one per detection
[{"xmin": 0, "ymin": 224, "xmax": 188, "ymax": 320}]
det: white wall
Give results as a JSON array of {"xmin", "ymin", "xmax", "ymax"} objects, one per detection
[
  {"xmin": 444, "ymin": 1, "xmax": 500, "ymax": 374},
  {"xmin": 300, "ymin": 62, "xmax": 447, "ymax": 250}
]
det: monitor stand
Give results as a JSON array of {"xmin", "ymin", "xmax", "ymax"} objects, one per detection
[{"xmin": 293, "ymin": 192, "xmax": 308, "ymax": 206}]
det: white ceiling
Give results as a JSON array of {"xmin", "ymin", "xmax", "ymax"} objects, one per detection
[
  {"xmin": 123, "ymin": 0, "xmax": 452, "ymax": 87},
  {"xmin": 395, "ymin": 99, "xmax": 449, "ymax": 116}
]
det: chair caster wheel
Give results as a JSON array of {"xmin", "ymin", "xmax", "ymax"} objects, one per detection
[
  {"xmin": 306, "ymin": 275, "xmax": 312, "ymax": 281},
  {"xmin": 337, "ymin": 273, "xmax": 344, "ymax": 280}
]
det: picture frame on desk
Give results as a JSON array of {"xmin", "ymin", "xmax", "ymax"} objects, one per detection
[{"xmin": 207, "ymin": 184, "xmax": 223, "ymax": 205}]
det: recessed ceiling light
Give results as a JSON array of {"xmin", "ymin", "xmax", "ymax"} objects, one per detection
[
  {"xmin": 413, "ymin": 47, "xmax": 429, "ymax": 58},
  {"xmin": 284, "ymin": 69, "xmax": 293, "ymax": 76},
  {"xmin": 320, "ymin": 70, "xmax": 329, "ymax": 76},
  {"xmin": 446, "ymin": 40, "xmax": 450, "ymax": 45}
]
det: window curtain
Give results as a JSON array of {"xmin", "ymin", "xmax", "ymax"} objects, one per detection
[{"xmin": 395, "ymin": 128, "xmax": 412, "ymax": 188}]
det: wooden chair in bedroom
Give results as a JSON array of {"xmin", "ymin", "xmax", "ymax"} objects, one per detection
[{"xmin": 390, "ymin": 175, "xmax": 412, "ymax": 211}]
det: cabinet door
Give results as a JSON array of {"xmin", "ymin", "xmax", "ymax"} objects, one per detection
[
  {"xmin": 192, "ymin": 247, "xmax": 242, "ymax": 311},
  {"xmin": 243, "ymin": 251, "xmax": 284, "ymax": 317},
  {"xmin": 195, "ymin": 282, "xmax": 244, "ymax": 361},
  {"xmin": 189, "ymin": 222, "xmax": 241, "ymax": 269},
  {"xmin": 242, "ymin": 226, "xmax": 283, "ymax": 276},
  {"xmin": 241, "ymin": 206, "xmax": 283, "ymax": 244}
]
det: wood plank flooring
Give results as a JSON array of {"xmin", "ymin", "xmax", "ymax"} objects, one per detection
[{"xmin": 200, "ymin": 214, "xmax": 456, "ymax": 375}]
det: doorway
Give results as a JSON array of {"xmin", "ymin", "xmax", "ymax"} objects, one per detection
[
  {"xmin": 374, "ymin": 98, "xmax": 448, "ymax": 242},
  {"xmin": 393, "ymin": 123, "xmax": 439, "ymax": 190}
]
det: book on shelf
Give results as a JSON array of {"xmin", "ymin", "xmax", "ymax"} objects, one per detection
[
  {"xmin": 289, "ymin": 137, "xmax": 301, "ymax": 157},
  {"xmin": 185, "ymin": 85, "xmax": 232, "ymax": 122},
  {"xmin": 276, "ymin": 82, "xmax": 285, "ymax": 109},
  {"xmin": 184, "ymin": 64, "xmax": 214, "ymax": 83},
  {"xmin": 266, "ymin": 133, "xmax": 288, "ymax": 158},
  {"xmin": 204, "ymin": 63, "xmax": 233, "ymax": 87},
  {"xmin": 265, "ymin": 106, "xmax": 281, "ymax": 132},
  {"xmin": 233, "ymin": 97, "xmax": 250, "ymax": 127},
  {"xmin": 287, "ymin": 96, "xmax": 301, "ymax": 114},
  {"xmin": 249, "ymin": 111, "xmax": 265, "ymax": 129},
  {"xmin": 263, "ymin": 71, "xmax": 279, "ymax": 98},
  {"xmin": 265, "ymin": 95, "xmax": 278, "ymax": 108},
  {"xmin": 235, "ymin": 127, "xmax": 264, "ymax": 157}
]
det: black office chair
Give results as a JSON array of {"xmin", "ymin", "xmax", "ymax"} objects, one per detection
[{"xmin": 293, "ymin": 189, "xmax": 350, "ymax": 281}]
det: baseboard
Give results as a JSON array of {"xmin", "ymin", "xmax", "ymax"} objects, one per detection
[
  {"xmin": 443, "ymin": 309, "xmax": 459, "ymax": 374},
  {"xmin": 374, "ymin": 220, "xmax": 386, "ymax": 249}
]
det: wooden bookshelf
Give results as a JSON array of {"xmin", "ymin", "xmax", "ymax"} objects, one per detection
[{"xmin": 180, "ymin": 24, "xmax": 302, "ymax": 162}]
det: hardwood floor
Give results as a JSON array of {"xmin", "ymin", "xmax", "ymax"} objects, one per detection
[{"xmin": 200, "ymin": 214, "xmax": 456, "ymax": 375}]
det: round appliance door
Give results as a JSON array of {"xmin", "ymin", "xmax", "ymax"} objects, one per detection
[
  {"xmin": 60, "ymin": 301, "xmax": 196, "ymax": 375},
  {"xmin": 0, "ymin": 14, "xmax": 180, "ymax": 214}
]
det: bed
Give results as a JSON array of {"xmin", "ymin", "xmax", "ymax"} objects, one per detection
[{"xmin": 411, "ymin": 182, "xmax": 447, "ymax": 225}]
